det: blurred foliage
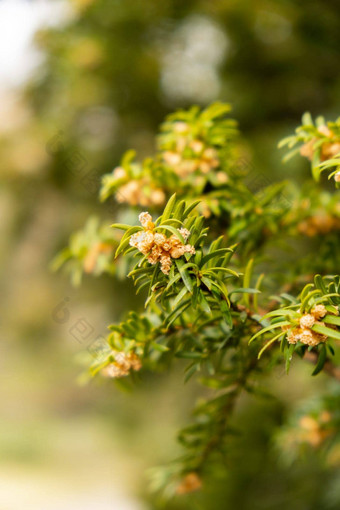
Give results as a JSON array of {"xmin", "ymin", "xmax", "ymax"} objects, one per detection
[{"xmin": 1, "ymin": 0, "xmax": 340, "ymax": 509}]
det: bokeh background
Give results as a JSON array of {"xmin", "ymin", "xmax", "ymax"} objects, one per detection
[{"xmin": 1, "ymin": 0, "xmax": 340, "ymax": 508}]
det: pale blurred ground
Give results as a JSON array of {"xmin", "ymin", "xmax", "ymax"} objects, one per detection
[{"xmin": 0, "ymin": 1, "xmax": 143, "ymax": 508}]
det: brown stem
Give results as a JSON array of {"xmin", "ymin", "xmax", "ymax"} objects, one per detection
[
  {"xmin": 197, "ymin": 356, "xmax": 258, "ymax": 470},
  {"xmin": 230, "ymin": 301, "xmax": 264, "ymax": 327}
]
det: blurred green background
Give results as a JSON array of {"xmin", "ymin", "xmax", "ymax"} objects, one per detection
[{"xmin": 1, "ymin": 0, "xmax": 340, "ymax": 508}]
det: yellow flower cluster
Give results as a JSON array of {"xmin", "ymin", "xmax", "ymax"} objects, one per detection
[
  {"xmin": 300, "ymin": 125, "xmax": 340, "ymax": 182},
  {"xmin": 113, "ymin": 167, "xmax": 165, "ymax": 207},
  {"xmin": 298, "ymin": 213, "xmax": 340, "ymax": 237},
  {"xmin": 298, "ymin": 411, "xmax": 333, "ymax": 447},
  {"xmin": 83, "ymin": 241, "xmax": 113, "ymax": 273},
  {"xmin": 162, "ymin": 125, "xmax": 220, "ymax": 177},
  {"xmin": 283, "ymin": 305, "xmax": 330, "ymax": 347},
  {"xmin": 102, "ymin": 351, "xmax": 142, "ymax": 378},
  {"xmin": 129, "ymin": 212, "xmax": 195, "ymax": 275},
  {"xmin": 176, "ymin": 472, "xmax": 202, "ymax": 495}
]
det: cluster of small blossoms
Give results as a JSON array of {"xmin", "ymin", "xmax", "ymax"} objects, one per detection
[
  {"xmin": 280, "ymin": 411, "xmax": 334, "ymax": 452},
  {"xmin": 282, "ymin": 304, "xmax": 334, "ymax": 347},
  {"xmin": 161, "ymin": 124, "xmax": 220, "ymax": 177},
  {"xmin": 101, "ymin": 351, "xmax": 142, "ymax": 378},
  {"xmin": 298, "ymin": 411, "xmax": 333, "ymax": 447},
  {"xmin": 298, "ymin": 213, "xmax": 340, "ymax": 237},
  {"xmin": 129, "ymin": 212, "xmax": 196, "ymax": 275},
  {"xmin": 112, "ymin": 166, "xmax": 165, "ymax": 207},
  {"xmin": 300, "ymin": 125, "xmax": 340, "ymax": 182},
  {"xmin": 176, "ymin": 472, "xmax": 202, "ymax": 495},
  {"xmin": 83, "ymin": 241, "xmax": 113, "ymax": 273}
]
